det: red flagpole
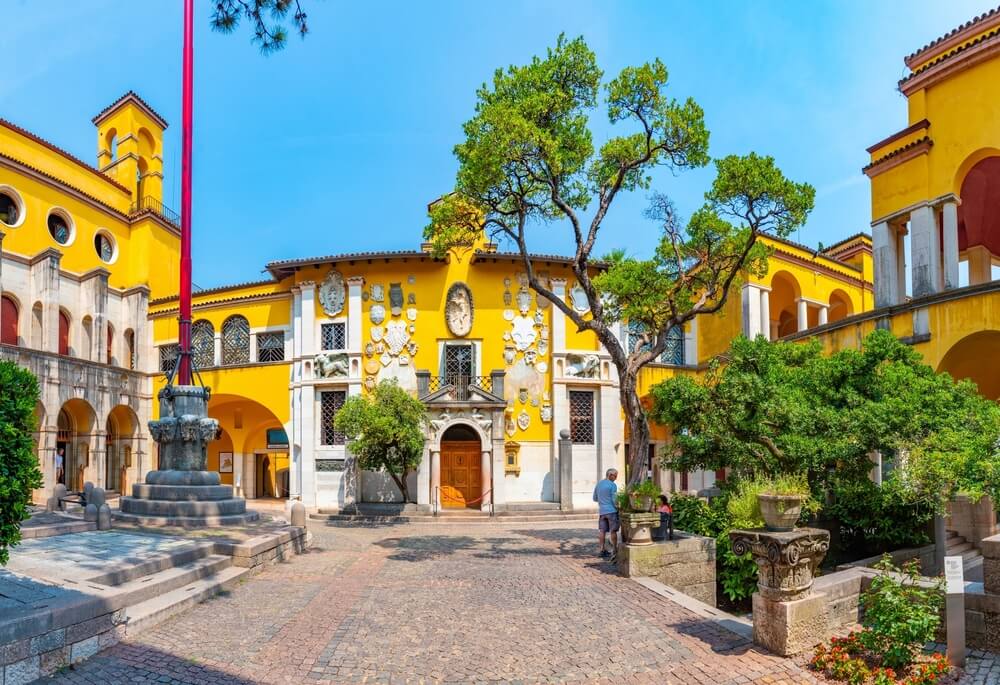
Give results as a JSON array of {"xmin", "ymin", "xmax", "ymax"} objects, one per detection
[{"xmin": 177, "ymin": 0, "xmax": 194, "ymax": 385}]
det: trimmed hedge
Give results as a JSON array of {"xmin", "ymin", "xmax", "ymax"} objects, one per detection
[{"xmin": 0, "ymin": 360, "xmax": 42, "ymax": 565}]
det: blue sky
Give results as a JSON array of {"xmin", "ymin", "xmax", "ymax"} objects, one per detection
[{"xmin": 3, "ymin": 1, "xmax": 994, "ymax": 288}]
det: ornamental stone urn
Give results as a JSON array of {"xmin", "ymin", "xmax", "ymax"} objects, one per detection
[
  {"xmin": 758, "ymin": 493, "xmax": 805, "ymax": 532},
  {"xmin": 729, "ymin": 527, "xmax": 831, "ymax": 655},
  {"xmin": 621, "ymin": 512, "xmax": 660, "ymax": 545}
]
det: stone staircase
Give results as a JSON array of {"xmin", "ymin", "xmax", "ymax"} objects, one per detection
[
  {"xmin": 946, "ymin": 529, "xmax": 984, "ymax": 578},
  {"xmin": 311, "ymin": 501, "xmax": 596, "ymax": 524}
]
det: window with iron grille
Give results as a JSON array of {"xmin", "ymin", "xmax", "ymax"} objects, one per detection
[
  {"xmin": 221, "ymin": 315, "xmax": 250, "ymax": 365},
  {"xmin": 258, "ymin": 331, "xmax": 285, "ymax": 362},
  {"xmin": 191, "ymin": 320, "xmax": 215, "ymax": 369},
  {"xmin": 320, "ymin": 390, "xmax": 347, "ymax": 445},
  {"xmin": 569, "ymin": 390, "xmax": 595, "ymax": 444},
  {"xmin": 626, "ymin": 322, "xmax": 685, "ymax": 365},
  {"xmin": 321, "ymin": 322, "xmax": 346, "ymax": 350},
  {"xmin": 444, "ymin": 344, "xmax": 474, "ymax": 384},
  {"xmin": 159, "ymin": 344, "xmax": 179, "ymax": 373}
]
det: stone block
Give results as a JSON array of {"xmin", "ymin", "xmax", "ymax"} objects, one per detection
[
  {"xmin": 290, "ymin": 501, "xmax": 306, "ymax": 527},
  {"xmin": 66, "ymin": 614, "xmax": 113, "ymax": 643},
  {"xmin": 69, "ymin": 636, "xmax": 100, "ymax": 664},
  {"xmin": 89, "ymin": 487, "xmax": 106, "ymax": 508},
  {"xmin": 29, "ymin": 628, "xmax": 64, "ymax": 656},
  {"xmin": 39, "ymin": 646, "xmax": 70, "ymax": 676},
  {"xmin": 751, "ymin": 591, "xmax": 829, "ymax": 656},
  {"xmin": 97, "ymin": 504, "xmax": 111, "ymax": 530},
  {"xmin": 617, "ymin": 534, "xmax": 717, "ymax": 607},
  {"xmin": 2, "ymin": 639, "xmax": 29, "ymax": 666},
  {"xmin": 984, "ymin": 557, "xmax": 1000, "ymax": 595},
  {"xmin": 4, "ymin": 655, "xmax": 40, "ymax": 685},
  {"xmin": 83, "ymin": 503, "xmax": 98, "ymax": 522},
  {"xmin": 98, "ymin": 625, "xmax": 125, "ymax": 650}
]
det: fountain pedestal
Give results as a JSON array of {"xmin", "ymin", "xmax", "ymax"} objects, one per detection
[{"xmin": 117, "ymin": 385, "xmax": 258, "ymax": 527}]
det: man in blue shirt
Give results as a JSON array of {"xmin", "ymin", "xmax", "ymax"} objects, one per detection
[{"xmin": 593, "ymin": 468, "xmax": 619, "ymax": 558}]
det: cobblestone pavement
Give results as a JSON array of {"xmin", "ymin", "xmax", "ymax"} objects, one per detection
[{"xmin": 41, "ymin": 520, "xmax": 847, "ymax": 684}]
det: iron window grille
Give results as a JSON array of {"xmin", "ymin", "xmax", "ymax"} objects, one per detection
[
  {"xmin": 321, "ymin": 322, "xmax": 346, "ymax": 351},
  {"xmin": 191, "ymin": 320, "xmax": 215, "ymax": 369},
  {"xmin": 321, "ymin": 390, "xmax": 347, "ymax": 445},
  {"xmin": 626, "ymin": 322, "xmax": 685, "ymax": 365},
  {"xmin": 444, "ymin": 344, "xmax": 474, "ymax": 384},
  {"xmin": 159, "ymin": 344, "xmax": 179, "ymax": 373},
  {"xmin": 569, "ymin": 390, "xmax": 595, "ymax": 444},
  {"xmin": 222, "ymin": 316, "xmax": 250, "ymax": 365},
  {"xmin": 257, "ymin": 331, "xmax": 285, "ymax": 362}
]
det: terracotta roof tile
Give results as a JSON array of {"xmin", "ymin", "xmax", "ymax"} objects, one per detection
[
  {"xmin": 905, "ymin": 6, "xmax": 1000, "ymax": 67},
  {"xmin": 862, "ymin": 136, "xmax": 933, "ymax": 174},
  {"xmin": 92, "ymin": 91, "xmax": 169, "ymax": 129},
  {"xmin": 900, "ymin": 26, "xmax": 1000, "ymax": 88}
]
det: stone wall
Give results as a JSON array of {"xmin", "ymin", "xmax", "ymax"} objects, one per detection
[
  {"xmin": 841, "ymin": 543, "xmax": 938, "ymax": 577},
  {"xmin": 1, "ymin": 609, "xmax": 126, "ymax": 684},
  {"xmin": 616, "ymin": 533, "xmax": 716, "ymax": 606},
  {"xmin": 948, "ymin": 495, "xmax": 997, "ymax": 551}
]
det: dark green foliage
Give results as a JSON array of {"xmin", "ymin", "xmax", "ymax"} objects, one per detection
[
  {"xmin": 211, "ymin": 0, "xmax": 309, "ymax": 53},
  {"xmin": 859, "ymin": 556, "xmax": 943, "ymax": 669},
  {"xmin": 333, "ymin": 380, "xmax": 426, "ymax": 503},
  {"xmin": 0, "ymin": 361, "xmax": 42, "ymax": 566},
  {"xmin": 826, "ymin": 477, "xmax": 934, "ymax": 554}
]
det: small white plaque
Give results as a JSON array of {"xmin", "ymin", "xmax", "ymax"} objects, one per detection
[{"xmin": 945, "ymin": 555, "xmax": 964, "ymax": 594}]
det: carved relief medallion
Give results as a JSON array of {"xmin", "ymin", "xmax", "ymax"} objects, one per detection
[
  {"xmin": 445, "ymin": 282, "xmax": 474, "ymax": 337},
  {"xmin": 369, "ymin": 304, "xmax": 386, "ymax": 325},
  {"xmin": 384, "ymin": 320, "xmax": 410, "ymax": 356},
  {"xmin": 318, "ymin": 270, "xmax": 346, "ymax": 316},
  {"xmin": 570, "ymin": 284, "xmax": 590, "ymax": 313}
]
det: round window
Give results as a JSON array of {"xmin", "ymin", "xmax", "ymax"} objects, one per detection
[
  {"xmin": 0, "ymin": 190, "xmax": 21, "ymax": 227},
  {"xmin": 95, "ymin": 233, "xmax": 115, "ymax": 262},
  {"xmin": 48, "ymin": 212, "xmax": 71, "ymax": 245}
]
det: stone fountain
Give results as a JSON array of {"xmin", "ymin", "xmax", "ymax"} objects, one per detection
[{"xmin": 117, "ymin": 385, "xmax": 258, "ymax": 526}]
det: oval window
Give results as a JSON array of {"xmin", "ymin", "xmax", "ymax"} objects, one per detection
[
  {"xmin": 48, "ymin": 212, "xmax": 71, "ymax": 245},
  {"xmin": 95, "ymin": 233, "xmax": 114, "ymax": 262},
  {"xmin": 0, "ymin": 190, "xmax": 21, "ymax": 227}
]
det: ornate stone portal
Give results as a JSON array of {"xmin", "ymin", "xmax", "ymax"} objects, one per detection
[
  {"xmin": 729, "ymin": 527, "xmax": 830, "ymax": 655},
  {"xmin": 117, "ymin": 385, "xmax": 258, "ymax": 526}
]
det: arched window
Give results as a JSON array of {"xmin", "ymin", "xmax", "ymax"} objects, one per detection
[
  {"xmin": 81, "ymin": 316, "xmax": 93, "ymax": 361},
  {"xmin": 58, "ymin": 310, "xmax": 70, "ymax": 356},
  {"xmin": 0, "ymin": 186, "xmax": 24, "ymax": 227},
  {"xmin": 106, "ymin": 323, "xmax": 115, "ymax": 365},
  {"xmin": 124, "ymin": 329, "xmax": 136, "ymax": 370},
  {"xmin": 192, "ymin": 319, "xmax": 215, "ymax": 369},
  {"xmin": 1, "ymin": 295, "xmax": 18, "ymax": 345},
  {"xmin": 221, "ymin": 315, "xmax": 249, "ymax": 365}
]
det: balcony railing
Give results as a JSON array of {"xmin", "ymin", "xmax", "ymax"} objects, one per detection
[
  {"xmin": 417, "ymin": 372, "xmax": 505, "ymax": 401},
  {"xmin": 128, "ymin": 196, "xmax": 180, "ymax": 226}
]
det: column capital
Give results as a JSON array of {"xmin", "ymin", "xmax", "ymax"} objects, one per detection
[
  {"xmin": 549, "ymin": 277, "xmax": 567, "ymax": 291},
  {"xmin": 347, "ymin": 276, "xmax": 365, "ymax": 288}
]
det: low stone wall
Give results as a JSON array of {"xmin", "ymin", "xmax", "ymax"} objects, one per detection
[
  {"xmin": 948, "ymin": 495, "xmax": 997, "ymax": 551},
  {"xmin": 1, "ymin": 607, "xmax": 127, "ymax": 683},
  {"xmin": 840, "ymin": 543, "xmax": 937, "ymax": 577},
  {"xmin": 616, "ymin": 533, "xmax": 716, "ymax": 606},
  {"xmin": 216, "ymin": 526, "xmax": 310, "ymax": 570}
]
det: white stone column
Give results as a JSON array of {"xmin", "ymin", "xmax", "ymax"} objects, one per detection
[
  {"xmin": 480, "ymin": 450, "xmax": 491, "ymax": 512},
  {"xmin": 797, "ymin": 298, "xmax": 808, "ymax": 332},
  {"xmin": 742, "ymin": 284, "xmax": 762, "ymax": 338},
  {"xmin": 249, "ymin": 332, "xmax": 258, "ymax": 364},
  {"xmin": 910, "ymin": 204, "xmax": 941, "ymax": 297},
  {"xmin": 430, "ymin": 449, "xmax": 441, "ymax": 512},
  {"xmin": 759, "ymin": 288, "xmax": 771, "ymax": 341},
  {"xmin": 300, "ymin": 282, "xmax": 318, "ymax": 507},
  {"xmin": 683, "ymin": 318, "xmax": 698, "ymax": 365},
  {"xmin": 942, "ymin": 201, "xmax": 960, "ymax": 290},
  {"xmin": 872, "ymin": 221, "xmax": 900, "ymax": 308},
  {"xmin": 818, "ymin": 305, "xmax": 828, "ymax": 326},
  {"xmin": 417, "ymin": 445, "xmax": 430, "ymax": 508},
  {"xmin": 549, "ymin": 278, "xmax": 567, "ymax": 352},
  {"xmin": 347, "ymin": 276, "xmax": 364, "ymax": 351},
  {"xmin": 213, "ymin": 333, "xmax": 222, "ymax": 367},
  {"xmin": 968, "ymin": 245, "xmax": 993, "ymax": 285},
  {"xmin": 288, "ymin": 286, "xmax": 303, "ymax": 501}
]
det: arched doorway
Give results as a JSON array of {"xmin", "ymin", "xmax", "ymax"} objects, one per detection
[
  {"xmin": 58, "ymin": 399, "xmax": 96, "ymax": 491},
  {"xmin": 938, "ymin": 331, "xmax": 1000, "ymax": 399},
  {"xmin": 106, "ymin": 405, "xmax": 138, "ymax": 494},
  {"xmin": 958, "ymin": 155, "xmax": 1000, "ymax": 285},
  {"xmin": 440, "ymin": 424, "xmax": 482, "ymax": 509},
  {"xmin": 769, "ymin": 271, "xmax": 802, "ymax": 338},
  {"xmin": 828, "ymin": 289, "xmax": 854, "ymax": 324}
]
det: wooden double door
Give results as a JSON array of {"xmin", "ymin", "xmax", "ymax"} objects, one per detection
[{"xmin": 440, "ymin": 440, "xmax": 482, "ymax": 509}]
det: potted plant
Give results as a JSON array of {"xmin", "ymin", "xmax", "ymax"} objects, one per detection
[
  {"xmin": 628, "ymin": 479, "xmax": 660, "ymax": 513},
  {"xmin": 757, "ymin": 474, "xmax": 810, "ymax": 532}
]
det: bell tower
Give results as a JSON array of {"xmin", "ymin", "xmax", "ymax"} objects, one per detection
[{"xmin": 93, "ymin": 92, "xmax": 168, "ymax": 206}]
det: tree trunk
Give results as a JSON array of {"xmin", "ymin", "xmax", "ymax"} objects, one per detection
[
  {"xmin": 390, "ymin": 470, "xmax": 410, "ymax": 504},
  {"xmin": 620, "ymin": 374, "xmax": 651, "ymax": 487}
]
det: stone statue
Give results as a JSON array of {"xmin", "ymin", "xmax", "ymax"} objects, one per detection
[
  {"xmin": 565, "ymin": 353, "xmax": 600, "ymax": 378},
  {"xmin": 315, "ymin": 352, "xmax": 349, "ymax": 378},
  {"xmin": 445, "ymin": 282, "xmax": 473, "ymax": 337},
  {"xmin": 318, "ymin": 270, "xmax": 346, "ymax": 316}
]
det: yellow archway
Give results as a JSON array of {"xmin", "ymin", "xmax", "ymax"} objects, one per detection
[
  {"xmin": 208, "ymin": 394, "xmax": 287, "ymax": 497},
  {"xmin": 769, "ymin": 270, "xmax": 802, "ymax": 338},
  {"xmin": 938, "ymin": 330, "xmax": 1000, "ymax": 400}
]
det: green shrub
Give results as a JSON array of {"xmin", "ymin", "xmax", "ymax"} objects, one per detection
[
  {"xmin": 670, "ymin": 494, "xmax": 715, "ymax": 536},
  {"xmin": 859, "ymin": 555, "xmax": 943, "ymax": 669},
  {"xmin": 629, "ymin": 479, "xmax": 660, "ymax": 497},
  {"xmin": 0, "ymin": 361, "xmax": 42, "ymax": 566},
  {"xmin": 828, "ymin": 476, "xmax": 934, "ymax": 554}
]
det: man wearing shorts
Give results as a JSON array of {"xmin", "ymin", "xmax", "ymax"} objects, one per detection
[{"xmin": 593, "ymin": 468, "xmax": 619, "ymax": 558}]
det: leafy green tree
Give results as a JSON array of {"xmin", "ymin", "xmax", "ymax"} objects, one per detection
[
  {"xmin": 333, "ymin": 380, "xmax": 426, "ymax": 503},
  {"xmin": 651, "ymin": 330, "xmax": 1000, "ymax": 509},
  {"xmin": 0, "ymin": 361, "xmax": 42, "ymax": 566},
  {"xmin": 211, "ymin": 0, "xmax": 309, "ymax": 53},
  {"xmin": 425, "ymin": 35, "xmax": 814, "ymax": 484}
]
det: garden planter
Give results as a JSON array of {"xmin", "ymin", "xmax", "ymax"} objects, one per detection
[
  {"xmin": 629, "ymin": 494, "xmax": 654, "ymax": 513},
  {"xmin": 758, "ymin": 494, "xmax": 804, "ymax": 532},
  {"xmin": 621, "ymin": 512, "xmax": 659, "ymax": 545}
]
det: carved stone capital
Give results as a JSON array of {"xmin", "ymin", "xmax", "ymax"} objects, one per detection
[{"xmin": 729, "ymin": 527, "xmax": 830, "ymax": 601}]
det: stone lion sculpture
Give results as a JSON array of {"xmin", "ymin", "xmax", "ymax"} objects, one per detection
[{"xmin": 315, "ymin": 352, "xmax": 349, "ymax": 378}]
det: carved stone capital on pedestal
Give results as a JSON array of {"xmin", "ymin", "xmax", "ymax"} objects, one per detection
[{"xmin": 729, "ymin": 527, "xmax": 830, "ymax": 601}]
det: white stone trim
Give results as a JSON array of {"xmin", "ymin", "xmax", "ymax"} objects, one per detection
[
  {"xmin": 93, "ymin": 228, "xmax": 119, "ymax": 264},
  {"xmin": 0, "ymin": 184, "xmax": 27, "ymax": 228},
  {"xmin": 47, "ymin": 206, "xmax": 76, "ymax": 246}
]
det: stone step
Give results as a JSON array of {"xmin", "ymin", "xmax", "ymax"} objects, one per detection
[
  {"xmin": 948, "ymin": 541, "xmax": 974, "ymax": 555},
  {"xmin": 87, "ymin": 540, "xmax": 218, "ymax": 586},
  {"xmin": 113, "ymin": 510, "xmax": 261, "ymax": 528},
  {"xmin": 125, "ymin": 565, "xmax": 250, "ymax": 635},
  {"xmin": 310, "ymin": 512, "xmax": 596, "ymax": 524},
  {"xmin": 130, "ymin": 484, "xmax": 236, "ymax": 502},
  {"xmin": 120, "ymin": 496, "xmax": 249, "ymax": 517},
  {"xmin": 505, "ymin": 501, "xmax": 561, "ymax": 512},
  {"xmin": 961, "ymin": 548, "xmax": 982, "ymax": 562},
  {"xmin": 113, "ymin": 554, "xmax": 233, "ymax": 607}
]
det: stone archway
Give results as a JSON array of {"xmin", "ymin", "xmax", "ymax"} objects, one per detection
[
  {"xmin": 106, "ymin": 405, "xmax": 139, "ymax": 494},
  {"xmin": 439, "ymin": 424, "xmax": 483, "ymax": 509},
  {"xmin": 58, "ymin": 398, "xmax": 97, "ymax": 491},
  {"xmin": 938, "ymin": 330, "xmax": 1000, "ymax": 399}
]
